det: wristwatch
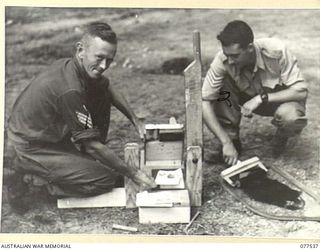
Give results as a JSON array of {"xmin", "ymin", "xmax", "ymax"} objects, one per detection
[{"xmin": 260, "ymin": 93, "xmax": 269, "ymax": 104}]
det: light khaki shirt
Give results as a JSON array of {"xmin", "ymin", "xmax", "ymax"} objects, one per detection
[{"xmin": 202, "ymin": 38, "xmax": 307, "ymax": 101}]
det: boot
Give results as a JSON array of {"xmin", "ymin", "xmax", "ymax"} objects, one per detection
[
  {"xmin": 6, "ymin": 171, "xmax": 30, "ymax": 214},
  {"xmin": 272, "ymin": 129, "xmax": 289, "ymax": 157}
]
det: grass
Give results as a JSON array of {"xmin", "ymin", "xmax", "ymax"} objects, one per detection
[{"xmin": 2, "ymin": 7, "xmax": 320, "ymax": 237}]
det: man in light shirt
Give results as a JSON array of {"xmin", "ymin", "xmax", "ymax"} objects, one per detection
[{"xmin": 202, "ymin": 20, "xmax": 308, "ymax": 166}]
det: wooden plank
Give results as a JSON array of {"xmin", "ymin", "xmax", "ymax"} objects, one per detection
[
  {"xmin": 184, "ymin": 31, "xmax": 203, "ymax": 207},
  {"xmin": 145, "ymin": 160, "xmax": 183, "ymax": 170},
  {"xmin": 139, "ymin": 207, "xmax": 190, "ymax": 224},
  {"xmin": 124, "ymin": 143, "xmax": 140, "ymax": 208},
  {"xmin": 186, "ymin": 146, "xmax": 202, "ymax": 206},
  {"xmin": 137, "ymin": 190, "xmax": 190, "ymax": 223},
  {"xmin": 57, "ymin": 188, "xmax": 126, "ymax": 208},
  {"xmin": 183, "ymin": 31, "xmax": 203, "ymax": 149},
  {"xmin": 145, "ymin": 124, "xmax": 184, "ymax": 130},
  {"xmin": 159, "ymin": 129, "xmax": 184, "ymax": 135},
  {"xmin": 139, "ymin": 147, "xmax": 151, "ymax": 176},
  {"xmin": 220, "ymin": 157, "xmax": 260, "ymax": 176},
  {"xmin": 145, "ymin": 141, "xmax": 183, "ymax": 161},
  {"xmin": 136, "ymin": 189, "xmax": 190, "ymax": 207}
]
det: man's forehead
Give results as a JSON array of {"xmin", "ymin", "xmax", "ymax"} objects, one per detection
[
  {"xmin": 84, "ymin": 36, "xmax": 116, "ymax": 54},
  {"xmin": 222, "ymin": 43, "xmax": 244, "ymax": 55},
  {"xmin": 86, "ymin": 36, "xmax": 110, "ymax": 45}
]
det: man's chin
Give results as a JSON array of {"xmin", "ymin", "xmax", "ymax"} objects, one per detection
[{"xmin": 89, "ymin": 73, "xmax": 102, "ymax": 79}]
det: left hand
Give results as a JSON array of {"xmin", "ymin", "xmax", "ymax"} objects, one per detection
[
  {"xmin": 241, "ymin": 95, "xmax": 262, "ymax": 118},
  {"xmin": 134, "ymin": 118, "xmax": 145, "ymax": 141}
]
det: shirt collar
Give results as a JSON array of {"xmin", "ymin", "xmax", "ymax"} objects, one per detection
[
  {"xmin": 253, "ymin": 43, "xmax": 265, "ymax": 72},
  {"xmin": 72, "ymin": 56, "xmax": 103, "ymax": 90},
  {"xmin": 73, "ymin": 56, "xmax": 90, "ymax": 83},
  {"xmin": 220, "ymin": 42, "xmax": 266, "ymax": 72}
]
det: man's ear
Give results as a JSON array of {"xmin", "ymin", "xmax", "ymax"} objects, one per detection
[
  {"xmin": 247, "ymin": 43, "xmax": 254, "ymax": 52},
  {"xmin": 76, "ymin": 42, "xmax": 85, "ymax": 59}
]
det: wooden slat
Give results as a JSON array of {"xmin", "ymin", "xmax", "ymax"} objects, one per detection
[
  {"xmin": 124, "ymin": 143, "xmax": 140, "ymax": 208},
  {"xmin": 145, "ymin": 141, "xmax": 183, "ymax": 161},
  {"xmin": 186, "ymin": 146, "xmax": 202, "ymax": 206},
  {"xmin": 145, "ymin": 124, "xmax": 184, "ymax": 130},
  {"xmin": 139, "ymin": 147, "xmax": 151, "ymax": 176},
  {"xmin": 57, "ymin": 188, "xmax": 126, "ymax": 208},
  {"xmin": 137, "ymin": 190, "xmax": 190, "ymax": 223},
  {"xmin": 139, "ymin": 207, "xmax": 190, "ymax": 224},
  {"xmin": 183, "ymin": 31, "xmax": 203, "ymax": 149},
  {"xmin": 136, "ymin": 189, "xmax": 190, "ymax": 207},
  {"xmin": 145, "ymin": 160, "xmax": 183, "ymax": 170},
  {"xmin": 220, "ymin": 157, "xmax": 260, "ymax": 176},
  {"xmin": 183, "ymin": 31, "xmax": 203, "ymax": 207}
]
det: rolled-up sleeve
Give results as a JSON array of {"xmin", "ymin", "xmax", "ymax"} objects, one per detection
[
  {"xmin": 280, "ymin": 46, "xmax": 307, "ymax": 90},
  {"xmin": 58, "ymin": 90, "xmax": 101, "ymax": 144},
  {"xmin": 202, "ymin": 52, "xmax": 226, "ymax": 101}
]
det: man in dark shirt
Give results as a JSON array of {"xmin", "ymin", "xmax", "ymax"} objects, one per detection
[{"xmin": 7, "ymin": 22, "xmax": 156, "ymax": 212}]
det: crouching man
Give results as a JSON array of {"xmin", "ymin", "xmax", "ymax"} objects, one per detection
[
  {"xmin": 202, "ymin": 20, "xmax": 308, "ymax": 166},
  {"xmin": 7, "ymin": 22, "xmax": 156, "ymax": 213}
]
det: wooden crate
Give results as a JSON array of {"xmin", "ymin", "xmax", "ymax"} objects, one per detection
[{"xmin": 136, "ymin": 189, "xmax": 190, "ymax": 224}]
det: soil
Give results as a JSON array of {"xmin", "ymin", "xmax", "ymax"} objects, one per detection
[{"xmin": 2, "ymin": 7, "xmax": 320, "ymax": 238}]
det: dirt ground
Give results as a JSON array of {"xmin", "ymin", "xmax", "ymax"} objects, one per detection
[{"xmin": 2, "ymin": 7, "xmax": 320, "ymax": 238}]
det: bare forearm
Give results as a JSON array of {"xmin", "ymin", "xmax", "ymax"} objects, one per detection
[
  {"xmin": 83, "ymin": 140, "xmax": 135, "ymax": 178},
  {"xmin": 202, "ymin": 101, "xmax": 232, "ymax": 145},
  {"xmin": 268, "ymin": 87, "xmax": 307, "ymax": 103}
]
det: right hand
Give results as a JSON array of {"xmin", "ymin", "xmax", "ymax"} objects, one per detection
[
  {"xmin": 222, "ymin": 141, "xmax": 239, "ymax": 166},
  {"xmin": 131, "ymin": 170, "xmax": 157, "ymax": 190}
]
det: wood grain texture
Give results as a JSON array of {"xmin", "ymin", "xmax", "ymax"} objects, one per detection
[
  {"xmin": 186, "ymin": 146, "xmax": 202, "ymax": 206},
  {"xmin": 145, "ymin": 141, "xmax": 183, "ymax": 162},
  {"xmin": 183, "ymin": 32, "xmax": 203, "ymax": 149},
  {"xmin": 137, "ymin": 189, "xmax": 190, "ymax": 224},
  {"xmin": 57, "ymin": 188, "xmax": 126, "ymax": 208},
  {"xmin": 124, "ymin": 143, "xmax": 140, "ymax": 208},
  {"xmin": 183, "ymin": 31, "xmax": 203, "ymax": 206}
]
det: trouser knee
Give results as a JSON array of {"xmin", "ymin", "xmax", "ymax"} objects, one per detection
[
  {"xmin": 272, "ymin": 102, "xmax": 307, "ymax": 136},
  {"xmin": 47, "ymin": 173, "xmax": 117, "ymax": 198}
]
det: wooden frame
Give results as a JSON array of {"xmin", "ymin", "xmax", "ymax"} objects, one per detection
[
  {"xmin": 183, "ymin": 31, "xmax": 203, "ymax": 206},
  {"xmin": 124, "ymin": 31, "xmax": 203, "ymax": 208}
]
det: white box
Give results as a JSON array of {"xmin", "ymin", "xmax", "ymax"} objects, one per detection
[{"xmin": 136, "ymin": 190, "xmax": 190, "ymax": 224}]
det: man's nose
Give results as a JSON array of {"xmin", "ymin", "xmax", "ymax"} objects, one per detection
[{"xmin": 99, "ymin": 59, "xmax": 107, "ymax": 70}]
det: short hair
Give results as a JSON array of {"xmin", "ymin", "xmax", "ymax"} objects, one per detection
[
  {"xmin": 81, "ymin": 21, "xmax": 117, "ymax": 45},
  {"xmin": 217, "ymin": 20, "xmax": 254, "ymax": 49}
]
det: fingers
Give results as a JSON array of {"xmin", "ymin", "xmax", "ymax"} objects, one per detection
[
  {"xmin": 224, "ymin": 155, "xmax": 238, "ymax": 166},
  {"xmin": 139, "ymin": 180, "xmax": 157, "ymax": 191},
  {"xmin": 133, "ymin": 170, "xmax": 157, "ymax": 189},
  {"xmin": 223, "ymin": 150, "xmax": 238, "ymax": 166},
  {"xmin": 241, "ymin": 107, "xmax": 253, "ymax": 118}
]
